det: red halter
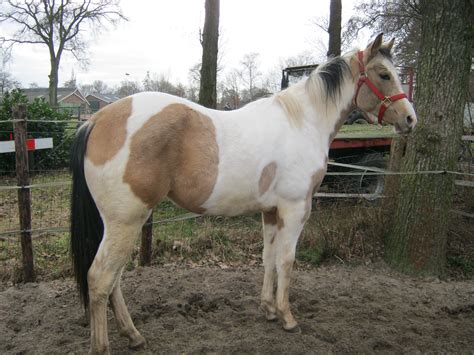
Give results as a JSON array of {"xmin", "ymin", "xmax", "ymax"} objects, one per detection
[{"xmin": 353, "ymin": 51, "xmax": 407, "ymax": 125}]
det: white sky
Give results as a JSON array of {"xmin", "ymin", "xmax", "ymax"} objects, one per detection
[{"xmin": 2, "ymin": 0, "xmax": 368, "ymax": 89}]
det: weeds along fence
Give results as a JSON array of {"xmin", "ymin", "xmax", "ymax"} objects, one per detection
[{"xmin": 1, "ymin": 104, "xmax": 473, "ymax": 282}]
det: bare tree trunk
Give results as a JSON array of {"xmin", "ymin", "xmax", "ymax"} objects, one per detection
[
  {"xmin": 199, "ymin": 0, "xmax": 220, "ymax": 109},
  {"xmin": 384, "ymin": 0, "xmax": 472, "ymax": 276},
  {"xmin": 327, "ymin": 0, "xmax": 342, "ymax": 58},
  {"xmin": 48, "ymin": 49, "xmax": 59, "ymax": 107},
  {"xmin": 48, "ymin": 62, "xmax": 59, "ymax": 106}
]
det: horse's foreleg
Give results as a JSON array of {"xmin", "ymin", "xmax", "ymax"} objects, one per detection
[
  {"xmin": 109, "ymin": 272, "xmax": 146, "ymax": 349},
  {"xmin": 260, "ymin": 213, "xmax": 279, "ymax": 321},
  {"xmin": 88, "ymin": 221, "xmax": 144, "ymax": 355},
  {"xmin": 273, "ymin": 201, "xmax": 307, "ymax": 332}
]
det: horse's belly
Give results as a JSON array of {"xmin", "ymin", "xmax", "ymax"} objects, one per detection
[{"xmin": 201, "ymin": 176, "xmax": 274, "ymax": 216}]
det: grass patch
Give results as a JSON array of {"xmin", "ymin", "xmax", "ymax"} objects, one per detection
[
  {"xmin": 337, "ymin": 124, "xmax": 396, "ymax": 139},
  {"xmin": 0, "ymin": 233, "xmax": 71, "ymax": 283},
  {"xmin": 447, "ymin": 256, "xmax": 474, "ymax": 277}
]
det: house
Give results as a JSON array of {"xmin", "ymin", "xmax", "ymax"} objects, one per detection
[
  {"xmin": 86, "ymin": 93, "xmax": 122, "ymax": 113},
  {"xmin": 22, "ymin": 87, "xmax": 90, "ymax": 116}
]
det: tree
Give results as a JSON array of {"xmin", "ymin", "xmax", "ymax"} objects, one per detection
[
  {"xmin": 92, "ymin": 80, "xmax": 108, "ymax": 94},
  {"xmin": 63, "ymin": 69, "xmax": 77, "ymax": 88},
  {"xmin": 239, "ymin": 52, "xmax": 261, "ymax": 102},
  {"xmin": 327, "ymin": 0, "xmax": 342, "ymax": 57},
  {"xmin": 384, "ymin": 0, "xmax": 472, "ymax": 275},
  {"xmin": 0, "ymin": 0, "xmax": 126, "ymax": 106},
  {"xmin": 220, "ymin": 69, "xmax": 241, "ymax": 109},
  {"xmin": 115, "ymin": 79, "xmax": 141, "ymax": 97},
  {"xmin": 345, "ymin": 0, "xmax": 421, "ymax": 67},
  {"xmin": 142, "ymin": 71, "xmax": 186, "ymax": 97},
  {"xmin": 0, "ymin": 47, "xmax": 11, "ymax": 67},
  {"xmin": 198, "ymin": 0, "xmax": 220, "ymax": 108},
  {"xmin": 0, "ymin": 70, "xmax": 20, "ymax": 94}
]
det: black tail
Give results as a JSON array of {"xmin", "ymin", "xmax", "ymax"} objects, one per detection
[{"xmin": 70, "ymin": 122, "xmax": 104, "ymax": 309}]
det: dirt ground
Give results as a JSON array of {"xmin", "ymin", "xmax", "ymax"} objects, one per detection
[{"xmin": 1, "ymin": 263, "xmax": 473, "ymax": 354}]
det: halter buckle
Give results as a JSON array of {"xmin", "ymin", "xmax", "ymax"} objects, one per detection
[{"xmin": 382, "ymin": 96, "xmax": 392, "ymax": 106}]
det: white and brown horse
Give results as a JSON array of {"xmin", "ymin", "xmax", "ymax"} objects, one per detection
[{"xmin": 70, "ymin": 34, "xmax": 416, "ymax": 354}]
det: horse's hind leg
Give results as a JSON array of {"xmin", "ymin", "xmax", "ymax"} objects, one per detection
[
  {"xmin": 88, "ymin": 219, "xmax": 146, "ymax": 354},
  {"xmin": 109, "ymin": 270, "xmax": 146, "ymax": 349}
]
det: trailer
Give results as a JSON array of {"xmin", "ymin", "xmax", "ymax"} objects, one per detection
[{"xmin": 281, "ymin": 64, "xmax": 415, "ymax": 197}]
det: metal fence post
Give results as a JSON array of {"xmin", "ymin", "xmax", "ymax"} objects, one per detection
[
  {"xmin": 140, "ymin": 213, "xmax": 153, "ymax": 266},
  {"xmin": 13, "ymin": 104, "xmax": 35, "ymax": 282}
]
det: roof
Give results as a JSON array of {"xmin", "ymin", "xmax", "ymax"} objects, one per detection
[
  {"xmin": 86, "ymin": 93, "xmax": 122, "ymax": 104},
  {"xmin": 22, "ymin": 87, "xmax": 89, "ymax": 104}
]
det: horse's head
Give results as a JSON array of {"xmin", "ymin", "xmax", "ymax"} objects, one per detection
[{"xmin": 353, "ymin": 33, "xmax": 417, "ymax": 133}]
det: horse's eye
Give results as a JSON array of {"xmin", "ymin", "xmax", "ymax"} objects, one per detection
[{"xmin": 379, "ymin": 73, "xmax": 390, "ymax": 81}]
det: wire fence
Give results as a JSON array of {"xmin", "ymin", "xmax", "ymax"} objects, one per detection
[
  {"xmin": 0, "ymin": 106, "xmax": 473, "ymax": 280},
  {"xmin": 1, "ymin": 121, "xmax": 473, "ymax": 238}
]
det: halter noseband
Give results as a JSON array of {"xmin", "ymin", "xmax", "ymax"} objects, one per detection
[{"xmin": 353, "ymin": 51, "xmax": 407, "ymax": 125}]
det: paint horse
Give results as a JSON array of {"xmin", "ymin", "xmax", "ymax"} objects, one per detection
[{"xmin": 70, "ymin": 34, "xmax": 416, "ymax": 354}]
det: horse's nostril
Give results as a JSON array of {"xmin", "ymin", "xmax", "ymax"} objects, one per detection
[{"xmin": 406, "ymin": 115, "xmax": 414, "ymax": 126}]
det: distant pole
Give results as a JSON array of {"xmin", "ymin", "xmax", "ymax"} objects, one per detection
[
  {"xmin": 13, "ymin": 104, "xmax": 35, "ymax": 282},
  {"xmin": 140, "ymin": 213, "xmax": 153, "ymax": 266}
]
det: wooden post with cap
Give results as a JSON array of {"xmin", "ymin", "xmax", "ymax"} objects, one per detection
[{"xmin": 13, "ymin": 104, "xmax": 35, "ymax": 282}]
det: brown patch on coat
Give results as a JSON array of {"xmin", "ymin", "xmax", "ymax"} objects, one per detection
[
  {"xmin": 301, "ymin": 164, "xmax": 327, "ymax": 223},
  {"xmin": 87, "ymin": 97, "xmax": 133, "ymax": 165},
  {"xmin": 123, "ymin": 104, "xmax": 219, "ymax": 212},
  {"xmin": 259, "ymin": 162, "xmax": 277, "ymax": 195},
  {"xmin": 263, "ymin": 207, "xmax": 284, "ymax": 230}
]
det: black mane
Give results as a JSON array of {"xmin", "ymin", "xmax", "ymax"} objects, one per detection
[
  {"xmin": 317, "ymin": 57, "xmax": 350, "ymax": 101},
  {"xmin": 378, "ymin": 47, "xmax": 393, "ymax": 61}
]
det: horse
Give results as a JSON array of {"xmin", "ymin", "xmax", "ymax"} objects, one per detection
[{"xmin": 70, "ymin": 33, "xmax": 416, "ymax": 354}]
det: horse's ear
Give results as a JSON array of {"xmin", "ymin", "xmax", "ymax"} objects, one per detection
[
  {"xmin": 365, "ymin": 33, "xmax": 384, "ymax": 61},
  {"xmin": 383, "ymin": 38, "xmax": 395, "ymax": 52}
]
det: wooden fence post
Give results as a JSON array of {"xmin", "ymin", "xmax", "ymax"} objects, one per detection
[
  {"xmin": 140, "ymin": 213, "xmax": 153, "ymax": 266},
  {"xmin": 13, "ymin": 104, "xmax": 35, "ymax": 282},
  {"xmin": 386, "ymin": 135, "xmax": 408, "ymax": 192},
  {"xmin": 382, "ymin": 135, "xmax": 408, "ymax": 226}
]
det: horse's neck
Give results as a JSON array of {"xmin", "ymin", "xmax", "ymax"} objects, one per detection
[{"xmin": 299, "ymin": 67, "xmax": 356, "ymax": 141}]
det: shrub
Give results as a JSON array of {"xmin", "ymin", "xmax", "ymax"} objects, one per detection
[{"xmin": 0, "ymin": 89, "xmax": 74, "ymax": 173}]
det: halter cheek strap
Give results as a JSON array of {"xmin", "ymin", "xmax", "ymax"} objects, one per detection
[{"xmin": 354, "ymin": 51, "xmax": 407, "ymax": 125}]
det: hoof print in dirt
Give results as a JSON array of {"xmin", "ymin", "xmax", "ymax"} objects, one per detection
[
  {"xmin": 371, "ymin": 339, "xmax": 394, "ymax": 351},
  {"xmin": 441, "ymin": 304, "xmax": 474, "ymax": 316},
  {"xmin": 177, "ymin": 293, "xmax": 221, "ymax": 318}
]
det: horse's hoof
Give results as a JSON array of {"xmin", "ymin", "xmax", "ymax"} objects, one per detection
[
  {"xmin": 128, "ymin": 335, "xmax": 146, "ymax": 350},
  {"xmin": 284, "ymin": 324, "xmax": 301, "ymax": 334}
]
